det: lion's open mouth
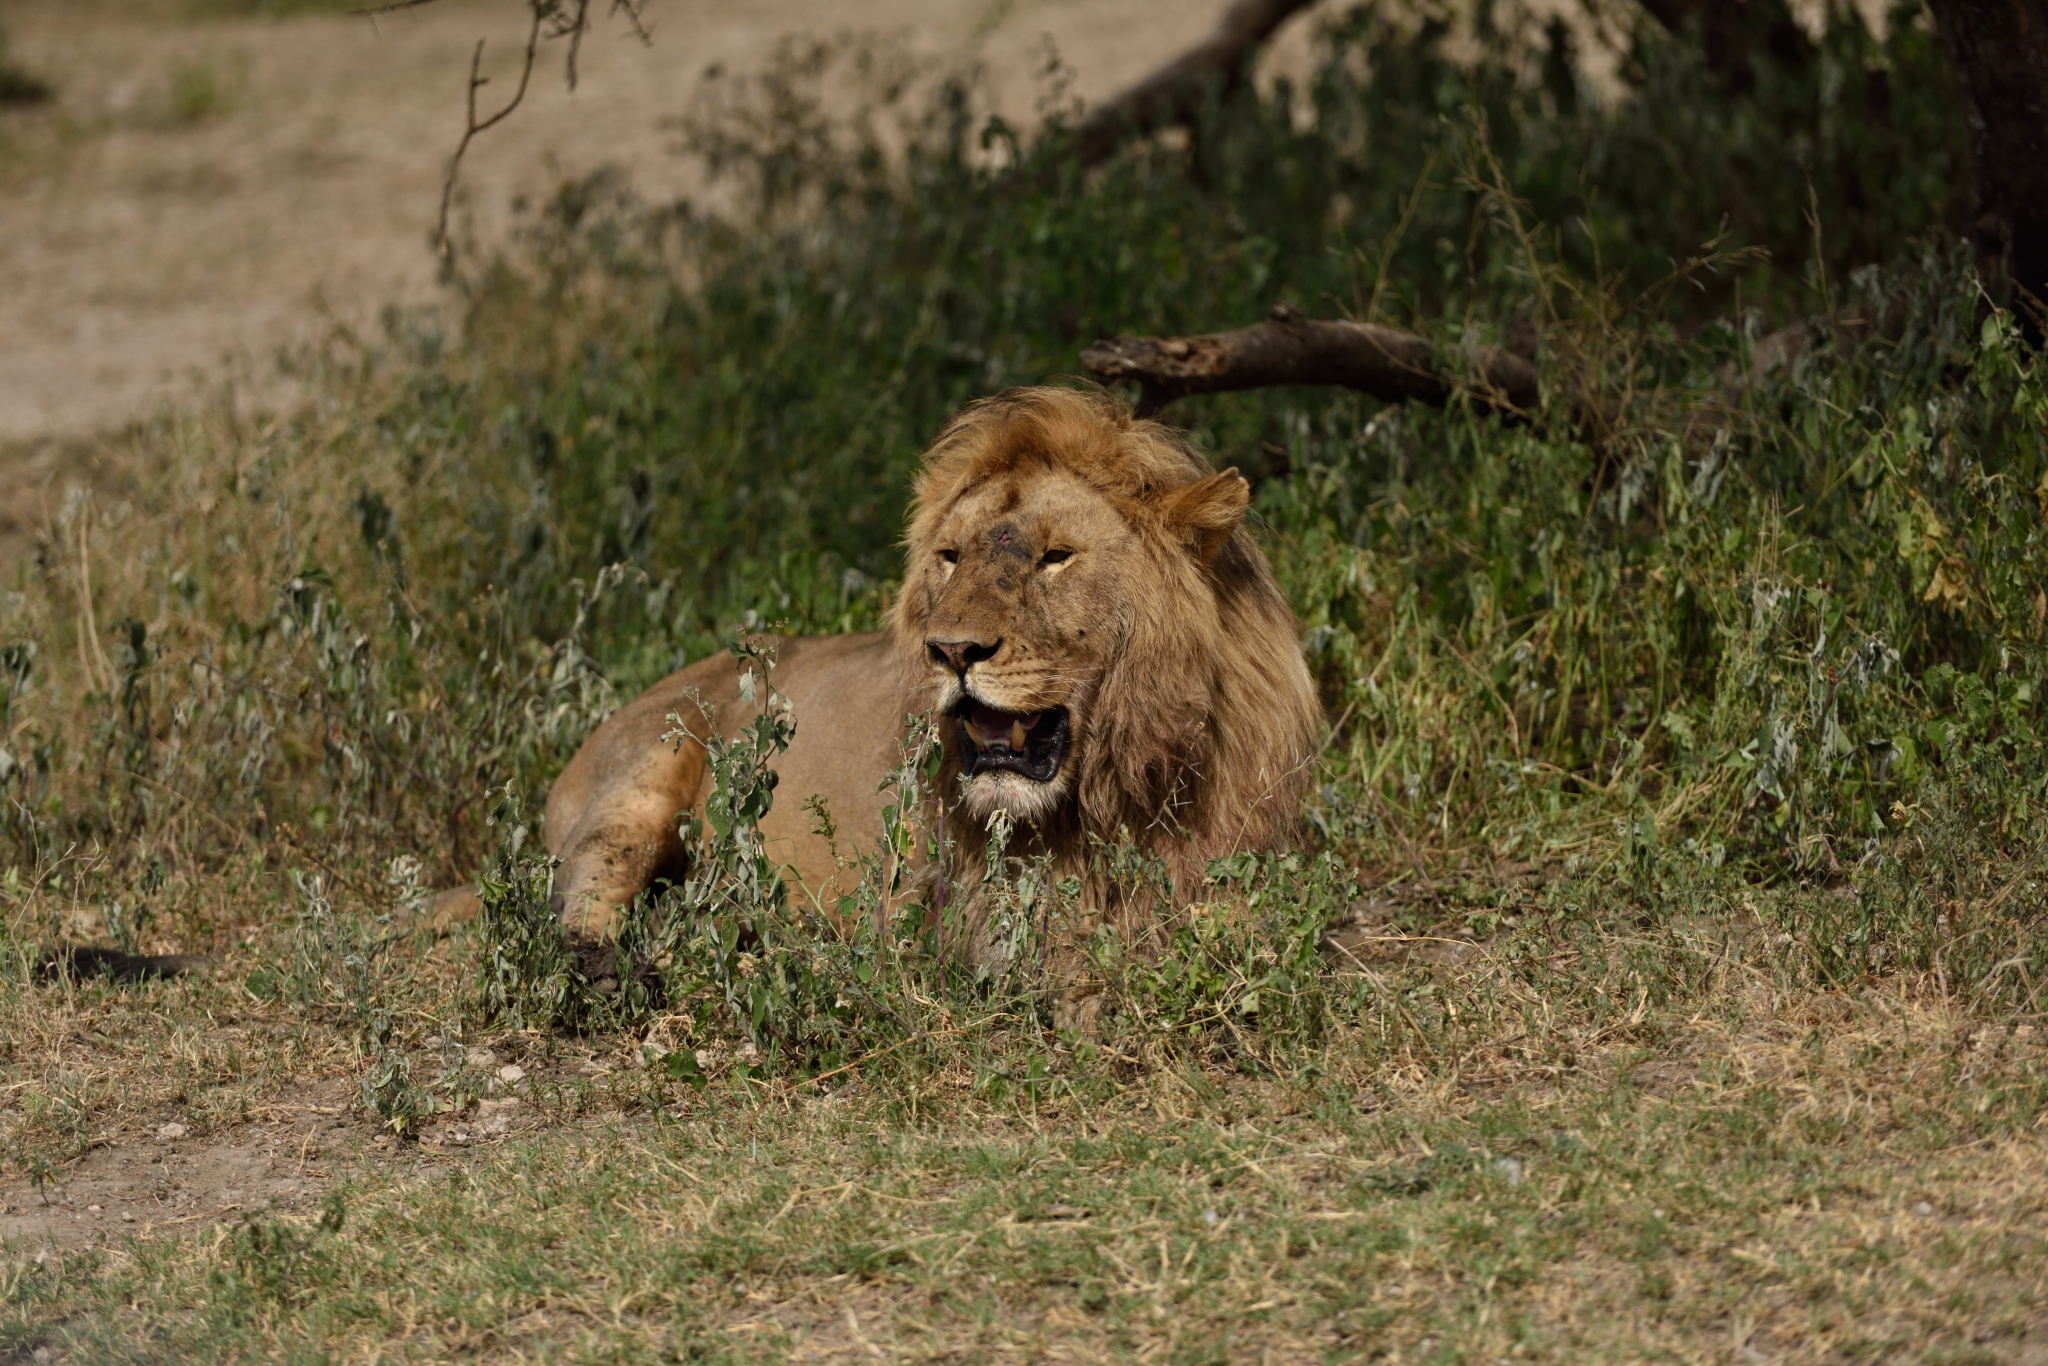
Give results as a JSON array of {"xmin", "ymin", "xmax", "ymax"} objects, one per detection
[{"xmin": 954, "ymin": 701, "xmax": 1069, "ymax": 783}]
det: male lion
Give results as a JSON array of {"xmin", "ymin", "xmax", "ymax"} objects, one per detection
[{"xmin": 542, "ymin": 386, "xmax": 1321, "ymax": 967}]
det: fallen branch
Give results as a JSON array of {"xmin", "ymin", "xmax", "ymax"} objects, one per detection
[
  {"xmin": 1082, "ymin": 302, "xmax": 1541, "ymax": 419},
  {"xmin": 1061, "ymin": 0, "xmax": 1319, "ymax": 174}
]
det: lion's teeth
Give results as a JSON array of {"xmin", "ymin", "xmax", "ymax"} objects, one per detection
[{"xmin": 1010, "ymin": 719, "xmax": 1026, "ymax": 750}]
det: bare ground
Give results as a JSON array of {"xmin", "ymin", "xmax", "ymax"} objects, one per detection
[
  {"xmin": 0, "ymin": 0, "xmax": 1339, "ymax": 452},
  {"xmin": 4, "ymin": 938, "xmax": 2043, "ymax": 1361}
]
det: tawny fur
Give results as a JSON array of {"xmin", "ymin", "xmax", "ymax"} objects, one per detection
[
  {"xmin": 542, "ymin": 385, "xmax": 1321, "ymax": 972},
  {"xmin": 893, "ymin": 387, "xmax": 1321, "ymax": 966}
]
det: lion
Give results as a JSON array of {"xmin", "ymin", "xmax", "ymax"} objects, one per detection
[{"xmin": 540, "ymin": 385, "xmax": 1322, "ymax": 969}]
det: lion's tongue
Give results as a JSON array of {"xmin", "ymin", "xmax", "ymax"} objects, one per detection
[{"xmin": 969, "ymin": 703, "xmax": 1043, "ymax": 752}]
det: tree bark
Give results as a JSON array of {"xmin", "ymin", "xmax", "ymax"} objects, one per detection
[
  {"xmin": 1926, "ymin": 0, "xmax": 2048, "ymax": 334},
  {"xmin": 1061, "ymin": 0, "xmax": 1319, "ymax": 173},
  {"xmin": 1081, "ymin": 302, "xmax": 1541, "ymax": 419}
]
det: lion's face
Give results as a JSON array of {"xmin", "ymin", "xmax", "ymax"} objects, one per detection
[
  {"xmin": 890, "ymin": 387, "xmax": 1319, "ymax": 928},
  {"xmin": 900, "ymin": 425, "xmax": 1258, "ymax": 837},
  {"xmin": 906, "ymin": 465, "xmax": 1131, "ymax": 824}
]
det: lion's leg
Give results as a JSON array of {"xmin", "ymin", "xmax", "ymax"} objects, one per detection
[
  {"xmin": 424, "ymin": 885, "xmax": 482, "ymax": 932},
  {"xmin": 550, "ymin": 742, "xmax": 706, "ymax": 939}
]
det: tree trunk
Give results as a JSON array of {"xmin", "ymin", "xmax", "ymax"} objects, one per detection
[
  {"xmin": 1926, "ymin": 0, "xmax": 2048, "ymax": 334},
  {"xmin": 1060, "ymin": 0, "xmax": 1319, "ymax": 173}
]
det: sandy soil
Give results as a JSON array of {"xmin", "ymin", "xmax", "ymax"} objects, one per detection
[
  {"xmin": 0, "ymin": 1015, "xmax": 575, "ymax": 1254},
  {"xmin": 0, "ymin": 1115, "xmax": 342, "ymax": 1253},
  {"xmin": 0, "ymin": 0, "xmax": 1342, "ymax": 450}
]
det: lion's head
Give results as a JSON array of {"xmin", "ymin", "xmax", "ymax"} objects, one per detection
[{"xmin": 892, "ymin": 386, "xmax": 1321, "ymax": 894}]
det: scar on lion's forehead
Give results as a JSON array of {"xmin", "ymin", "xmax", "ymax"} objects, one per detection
[{"xmin": 986, "ymin": 521, "xmax": 1032, "ymax": 559}]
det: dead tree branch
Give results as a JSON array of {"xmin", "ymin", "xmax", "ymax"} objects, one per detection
[
  {"xmin": 360, "ymin": 0, "xmax": 651, "ymax": 266},
  {"xmin": 434, "ymin": 5, "xmax": 545, "ymax": 267},
  {"xmin": 1082, "ymin": 302, "xmax": 1541, "ymax": 419},
  {"xmin": 1061, "ymin": 0, "xmax": 1319, "ymax": 173}
]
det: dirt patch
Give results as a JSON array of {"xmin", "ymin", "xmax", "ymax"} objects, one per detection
[
  {"xmin": 0, "ymin": 0, "xmax": 1341, "ymax": 449},
  {"xmin": 0, "ymin": 1081, "xmax": 356, "ymax": 1253},
  {"xmin": 0, "ymin": 1067, "xmax": 562, "ymax": 1255}
]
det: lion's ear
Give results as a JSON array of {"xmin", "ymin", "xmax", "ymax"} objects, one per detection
[{"xmin": 1163, "ymin": 469, "xmax": 1249, "ymax": 563}]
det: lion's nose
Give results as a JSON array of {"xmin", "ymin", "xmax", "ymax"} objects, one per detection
[{"xmin": 928, "ymin": 638, "xmax": 999, "ymax": 675}]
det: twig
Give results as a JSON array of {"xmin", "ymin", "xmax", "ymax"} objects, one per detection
[
  {"xmin": 118, "ymin": 769, "xmax": 250, "ymax": 856},
  {"xmin": 567, "ymin": 0, "xmax": 654, "ymax": 90},
  {"xmin": 794, "ymin": 1026, "xmax": 968, "ymax": 1090},
  {"xmin": 155, "ymin": 1203, "xmax": 243, "ymax": 1227},
  {"xmin": 434, "ymin": 3, "xmax": 547, "ymax": 267},
  {"xmin": 1317, "ymin": 699, "xmax": 1358, "ymax": 758},
  {"xmin": 404, "ymin": 1, "xmax": 653, "ymax": 263}
]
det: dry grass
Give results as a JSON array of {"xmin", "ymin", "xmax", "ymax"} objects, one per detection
[{"xmin": 5, "ymin": 875, "xmax": 2045, "ymax": 1362}]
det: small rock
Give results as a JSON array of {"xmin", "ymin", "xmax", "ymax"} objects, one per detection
[
  {"xmin": 156, "ymin": 1122, "xmax": 188, "ymax": 1142},
  {"xmin": 120, "ymin": 1212, "xmax": 135, "ymax": 1222},
  {"xmin": 34, "ymin": 1347, "xmax": 55, "ymax": 1363},
  {"xmin": 1914, "ymin": 1200, "xmax": 1936, "ymax": 1217},
  {"xmin": 423, "ymin": 1035, "xmax": 443, "ymax": 1049},
  {"xmin": 466, "ymin": 1048, "xmax": 499, "ymax": 1070},
  {"xmin": 476, "ymin": 1097, "xmax": 521, "ymax": 1136},
  {"xmin": 1203, "ymin": 1208, "xmax": 1219, "ymax": 1228},
  {"xmin": 1496, "ymin": 1157, "xmax": 1524, "ymax": 1188},
  {"xmin": 87, "ymin": 1204, "xmax": 102, "ymax": 1213},
  {"xmin": 496, "ymin": 1064, "xmax": 526, "ymax": 1084},
  {"xmin": 1651, "ymin": 1207, "xmax": 1666, "ymax": 1219}
]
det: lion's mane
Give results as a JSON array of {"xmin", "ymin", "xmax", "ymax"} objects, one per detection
[{"xmin": 892, "ymin": 387, "xmax": 1322, "ymax": 956}]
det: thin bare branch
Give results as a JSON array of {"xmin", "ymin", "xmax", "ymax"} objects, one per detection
[{"xmin": 434, "ymin": 2, "xmax": 546, "ymax": 268}]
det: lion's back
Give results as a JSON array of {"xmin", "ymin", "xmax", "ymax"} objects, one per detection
[{"xmin": 544, "ymin": 631, "xmax": 908, "ymax": 901}]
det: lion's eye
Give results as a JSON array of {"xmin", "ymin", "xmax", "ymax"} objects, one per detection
[
  {"xmin": 1039, "ymin": 549, "xmax": 1072, "ymax": 568},
  {"xmin": 939, "ymin": 549, "xmax": 959, "ymax": 565}
]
